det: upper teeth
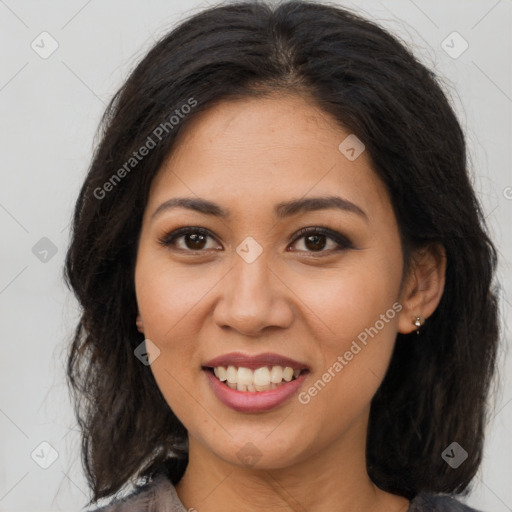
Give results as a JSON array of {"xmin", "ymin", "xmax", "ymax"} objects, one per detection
[{"xmin": 213, "ymin": 365, "xmax": 302, "ymax": 391}]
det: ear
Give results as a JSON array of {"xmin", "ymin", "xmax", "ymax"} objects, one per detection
[
  {"xmin": 397, "ymin": 243, "xmax": 446, "ymax": 334},
  {"xmin": 136, "ymin": 313, "xmax": 144, "ymax": 333}
]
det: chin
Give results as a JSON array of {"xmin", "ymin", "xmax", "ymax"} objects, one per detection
[{"xmin": 198, "ymin": 428, "xmax": 309, "ymax": 471}]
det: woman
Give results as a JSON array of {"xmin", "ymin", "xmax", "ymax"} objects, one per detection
[{"xmin": 64, "ymin": 1, "xmax": 499, "ymax": 511}]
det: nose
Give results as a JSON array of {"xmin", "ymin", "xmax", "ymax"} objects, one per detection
[{"xmin": 212, "ymin": 250, "xmax": 293, "ymax": 336}]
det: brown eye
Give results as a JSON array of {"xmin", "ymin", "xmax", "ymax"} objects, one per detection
[
  {"xmin": 182, "ymin": 232, "xmax": 208, "ymax": 250},
  {"xmin": 158, "ymin": 227, "xmax": 220, "ymax": 252},
  {"xmin": 289, "ymin": 227, "xmax": 353, "ymax": 254},
  {"xmin": 296, "ymin": 233, "xmax": 332, "ymax": 252},
  {"xmin": 158, "ymin": 226, "xmax": 353, "ymax": 255}
]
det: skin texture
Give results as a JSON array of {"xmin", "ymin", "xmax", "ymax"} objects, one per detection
[{"xmin": 134, "ymin": 93, "xmax": 446, "ymax": 512}]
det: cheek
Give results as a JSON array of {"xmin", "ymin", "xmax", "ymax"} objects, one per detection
[
  {"xmin": 289, "ymin": 253, "xmax": 401, "ymax": 343},
  {"xmin": 290, "ymin": 254, "xmax": 402, "ymax": 408},
  {"xmin": 134, "ymin": 248, "xmax": 215, "ymax": 344},
  {"xmin": 134, "ymin": 251, "xmax": 209, "ymax": 427},
  {"xmin": 295, "ymin": 303, "xmax": 400, "ymax": 444}
]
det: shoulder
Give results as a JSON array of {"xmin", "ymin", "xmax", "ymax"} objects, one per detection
[
  {"xmin": 408, "ymin": 492, "xmax": 483, "ymax": 512},
  {"xmin": 87, "ymin": 473, "xmax": 187, "ymax": 512}
]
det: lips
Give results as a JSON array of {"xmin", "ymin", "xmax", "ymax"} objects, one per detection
[
  {"xmin": 202, "ymin": 352, "xmax": 310, "ymax": 412},
  {"xmin": 204, "ymin": 368, "xmax": 308, "ymax": 412},
  {"xmin": 203, "ymin": 352, "xmax": 310, "ymax": 371}
]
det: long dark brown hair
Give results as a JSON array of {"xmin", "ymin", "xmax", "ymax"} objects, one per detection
[{"xmin": 64, "ymin": 0, "xmax": 500, "ymax": 506}]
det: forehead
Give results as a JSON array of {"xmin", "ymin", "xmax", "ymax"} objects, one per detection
[
  {"xmin": 147, "ymin": 93, "xmax": 391, "ymax": 224},
  {"xmin": 162, "ymin": 93, "xmax": 345, "ymax": 168}
]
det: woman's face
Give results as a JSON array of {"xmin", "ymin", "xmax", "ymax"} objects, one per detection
[{"xmin": 135, "ymin": 93, "xmax": 412, "ymax": 470}]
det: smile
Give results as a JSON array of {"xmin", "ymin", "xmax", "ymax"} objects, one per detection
[
  {"xmin": 208, "ymin": 365, "xmax": 304, "ymax": 392},
  {"xmin": 202, "ymin": 351, "xmax": 310, "ymax": 412}
]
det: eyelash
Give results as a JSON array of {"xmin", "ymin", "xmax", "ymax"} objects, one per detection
[{"xmin": 157, "ymin": 226, "xmax": 353, "ymax": 256}]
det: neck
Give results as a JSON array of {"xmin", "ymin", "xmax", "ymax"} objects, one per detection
[{"xmin": 174, "ymin": 411, "xmax": 410, "ymax": 512}]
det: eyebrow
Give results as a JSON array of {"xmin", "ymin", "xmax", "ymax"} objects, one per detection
[{"xmin": 151, "ymin": 196, "xmax": 368, "ymax": 222}]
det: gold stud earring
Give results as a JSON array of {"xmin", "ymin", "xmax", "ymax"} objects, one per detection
[{"xmin": 413, "ymin": 316, "xmax": 423, "ymax": 335}]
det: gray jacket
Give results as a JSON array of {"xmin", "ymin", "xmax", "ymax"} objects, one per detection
[{"xmin": 88, "ymin": 473, "xmax": 482, "ymax": 512}]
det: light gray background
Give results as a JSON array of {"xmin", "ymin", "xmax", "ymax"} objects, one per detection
[{"xmin": 1, "ymin": 0, "xmax": 511, "ymax": 511}]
